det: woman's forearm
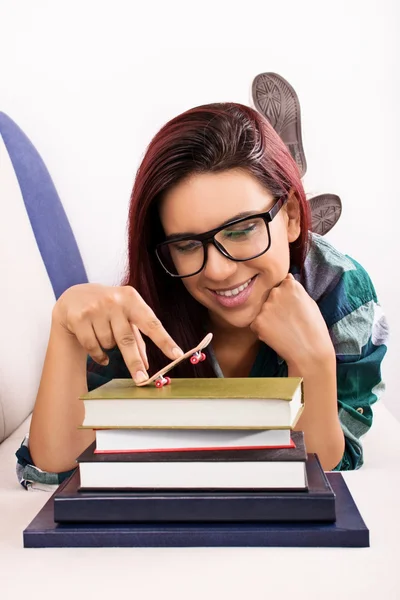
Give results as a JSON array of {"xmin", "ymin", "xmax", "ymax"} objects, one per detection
[
  {"xmin": 289, "ymin": 352, "xmax": 345, "ymax": 471},
  {"xmin": 29, "ymin": 315, "xmax": 95, "ymax": 473}
]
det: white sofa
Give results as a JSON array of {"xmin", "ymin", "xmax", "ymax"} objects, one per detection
[{"xmin": 2, "ymin": 111, "xmax": 400, "ymax": 600}]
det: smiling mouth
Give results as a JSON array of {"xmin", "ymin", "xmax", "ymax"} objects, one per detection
[{"xmin": 209, "ymin": 276, "xmax": 257, "ymax": 297}]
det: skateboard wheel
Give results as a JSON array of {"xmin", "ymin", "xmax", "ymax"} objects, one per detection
[
  {"xmin": 190, "ymin": 354, "xmax": 199, "ymax": 365},
  {"xmin": 155, "ymin": 379, "xmax": 164, "ymax": 388},
  {"xmin": 200, "ymin": 352, "xmax": 206, "ymax": 361},
  {"xmin": 164, "ymin": 376, "xmax": 171, "ymax": 385}
]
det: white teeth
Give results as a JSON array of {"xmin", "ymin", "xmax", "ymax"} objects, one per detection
[{"xmin": 214, "ymin": 278, "xmax": 252, "ymax": 297}]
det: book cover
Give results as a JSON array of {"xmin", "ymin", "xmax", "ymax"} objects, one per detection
[
  {"xmin": 23, "ymin": 471, "xmax": 369, "ymax": 548},
  {"xmin": 54, "ymin": 453, "xmax": 335, "ymax": 524},
  {"xmin": 80, "ymin": 377, "xmax": 303, "ymax": 401}
]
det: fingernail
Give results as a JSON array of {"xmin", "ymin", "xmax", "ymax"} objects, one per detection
[
  {"xmin": 172, "ymin": 347, "xmax": 184, "ymax": 358},
  {"xmin": 134, "ymin": 371, "xmax": 148, "ymax": 383},
  {"xmin": 101, "ymin": 357, "xmax": 109, "ymax": 365}
]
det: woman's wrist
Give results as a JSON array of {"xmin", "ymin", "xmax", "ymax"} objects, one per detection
[{"xmin": 287, "ymin": 344, "xmax": 336, "ymax": 377}]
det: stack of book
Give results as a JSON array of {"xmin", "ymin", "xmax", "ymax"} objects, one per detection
[
  {"xmin": 77, "ymin": 377, "xmax": 307, "ymax": 492},
  {"xmin": 23, "ymin": 377, "xmax": 369, "ymax": 548}
]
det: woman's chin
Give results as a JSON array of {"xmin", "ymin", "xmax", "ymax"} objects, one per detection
[{"xmin": 208, "ymin": 303, "xmax": 262, "ymax": 330}]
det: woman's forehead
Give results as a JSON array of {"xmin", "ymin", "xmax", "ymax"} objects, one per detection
[{"xmin": 159, "ymin": 170, "xmax": 274, "ymax": 234}]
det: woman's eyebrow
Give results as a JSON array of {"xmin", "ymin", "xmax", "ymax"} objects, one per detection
[{"xmin": 164, "ymin": 210, "xmax": 257, "ymax": 241}]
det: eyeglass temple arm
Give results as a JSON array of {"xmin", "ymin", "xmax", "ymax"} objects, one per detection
[{"xmin": 268, "ymin": 194, "xmax": 288, "ymax": 221}]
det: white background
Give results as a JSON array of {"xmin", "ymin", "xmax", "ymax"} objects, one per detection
[{"xmin": 0, "ymin": 0, "xmax": 399, "ymax": 417}]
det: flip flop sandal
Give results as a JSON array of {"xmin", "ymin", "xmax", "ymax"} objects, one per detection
[
  {"xmin": 251, "ymin": 72, "xmax": 307, "ymax": 178},
  {"xmin": 308, "ymin": 194, "xmax": 342, "ymax": 235}
]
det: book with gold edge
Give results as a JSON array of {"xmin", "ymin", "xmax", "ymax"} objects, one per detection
[{"xmin": 80, "ymin": 377, "xmax": 304, "ymax": 430}]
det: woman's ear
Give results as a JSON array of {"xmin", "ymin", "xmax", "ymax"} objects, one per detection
[{"xmin": 285, "ymin": 190, "xmax": 301, "ymax": 243}]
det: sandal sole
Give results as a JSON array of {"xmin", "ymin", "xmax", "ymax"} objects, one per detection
[
  {"xmin": 252, "ymin": 72, "xmax": 307, "ymax": 178},
  {"xmin": 308, "ymin": 194, "xmax": 342, "ymax": 235}
]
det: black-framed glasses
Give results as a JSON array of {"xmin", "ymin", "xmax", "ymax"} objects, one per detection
[{"xmin": 155, "ymin": 195, "xmax": 288, "ymax": 278}]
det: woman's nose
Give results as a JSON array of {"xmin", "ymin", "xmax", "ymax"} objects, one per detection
[{"xmin": 202, "ymin": 243, "xmax": 237, "ymax": 281}]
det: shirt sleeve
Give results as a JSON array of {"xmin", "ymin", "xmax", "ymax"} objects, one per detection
[
  {"xmin": 330, "ymin": 264, "xmax": 389, "ymax": 470},
  {"xmin": 15, "ymin": 351, "xmax": 127, "ymax": 490}
]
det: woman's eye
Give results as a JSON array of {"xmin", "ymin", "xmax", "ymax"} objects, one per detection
[
  {"xmin": 173, "ymin": 241, "xmax": 202, "ymax": 253},
  {"xmin": 224, "ymin": 224, "xmax": 256, "ymax": 239}
]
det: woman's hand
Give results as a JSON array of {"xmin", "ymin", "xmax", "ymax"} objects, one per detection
[
  {"xmin": 52, "ymin": 283, "xmax": 183, "ymax": 383},
  {"xmin": 250, "ymin": 274, "xmax": 335, "ymax": 372}
]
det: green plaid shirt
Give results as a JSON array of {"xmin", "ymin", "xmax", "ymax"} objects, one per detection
[{"xmin": 16, "ymin": 233, "xmax": 388, "ymax": 489}]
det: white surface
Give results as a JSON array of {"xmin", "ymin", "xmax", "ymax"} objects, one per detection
[
  {"xmin": 0, "ymin": 1, "xmax": 398, "ymax": 419},
  {"xmin": 1, "ymin": 402, "xmax": 400, "ymax": 600}
]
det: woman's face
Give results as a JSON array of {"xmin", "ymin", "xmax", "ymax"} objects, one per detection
[{"xmin": 159, "ymin": 169, "xmax": 301, "ymax": 330}]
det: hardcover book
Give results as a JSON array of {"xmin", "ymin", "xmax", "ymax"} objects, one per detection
[
  {"xmin": 94, "ymin": 427, "xmax": 293, "ymax": 453},
  {"xmin": 79, "ymin": 377, "xmax": 304, "ymax": 429},
  {"xmin": 23, "ymin": 471, "xmax": 369, "ymax": 548},
  {"xmin": 54, "ymin": 453, "xmax": 334, "ymax": 524},
  {"xmin": 76, "ymin": 431, "xmax": 307, "ymax": 490}
]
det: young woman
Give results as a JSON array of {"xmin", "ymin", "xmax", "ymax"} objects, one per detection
[{"xmin": 17, "ymin": 103, "xmax": 388, "ymax": 489}]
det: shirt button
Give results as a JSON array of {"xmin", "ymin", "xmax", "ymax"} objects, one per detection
[{"xmin": 356, "ymin": 407, "xmax": 364, "ymax": 414}]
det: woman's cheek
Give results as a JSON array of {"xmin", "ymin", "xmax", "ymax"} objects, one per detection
[{"xmin": 182, "ymin": 277, "xmax": 207, "ymax": 305}]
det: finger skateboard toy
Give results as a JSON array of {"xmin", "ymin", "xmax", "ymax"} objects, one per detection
[{"xmin": 136, "ymin": 333, "xmax": 213, "ymax": 388}]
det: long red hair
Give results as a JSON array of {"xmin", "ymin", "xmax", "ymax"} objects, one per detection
[{"xmin": 121, "ymin": 103, "xmax": 310, "ymax": 377}]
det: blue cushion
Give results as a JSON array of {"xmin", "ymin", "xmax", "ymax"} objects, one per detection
[{"xmin": 0, "ymin": 112, "xmax": 88, "ymax": 298}]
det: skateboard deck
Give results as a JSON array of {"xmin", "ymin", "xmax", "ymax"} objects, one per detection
[{"xmin": 136, "ymin": 333, "xmax": 213, "ymax": 387}]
